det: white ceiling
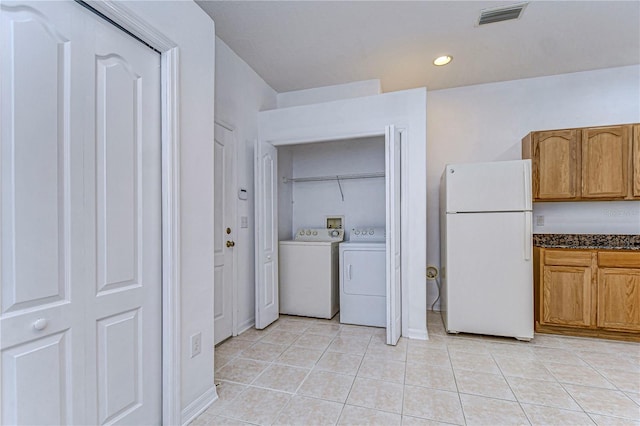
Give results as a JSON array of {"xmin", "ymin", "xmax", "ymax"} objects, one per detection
[{"xmin": 196, "ymin": 1, "xmax": 640, "ymax": 93}]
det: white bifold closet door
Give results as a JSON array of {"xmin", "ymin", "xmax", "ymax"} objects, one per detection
[
  {"xmin": 385, "ymin": 125, "xmax": 402, "ymax": 346},
  {"xmin": 0, "ymin": 1, "xmax": 162, "ymax": 424},
  {"xmin": 254, "ymin": 140, "xmax": 279, "ymax": 329}
]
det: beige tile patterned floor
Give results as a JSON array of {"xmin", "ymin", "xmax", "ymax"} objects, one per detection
[{"xmin": 192, "ymin": 311, "xmax": 640, "ymax": 425}]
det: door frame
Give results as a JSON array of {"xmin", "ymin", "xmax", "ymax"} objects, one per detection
[
  {"xmin": 257, "ymin": 127, "xmax": 408, "ymax": 342},
  {"xmin": 214, "ymin": 120, "xmax": 239, "ymax": 338},
  {"xmin": 79, "ymin": 1, "xmax": 182, "ymax": 424}
]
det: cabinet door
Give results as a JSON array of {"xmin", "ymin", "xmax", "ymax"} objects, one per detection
[
  {"xmin": 541, "ymin": 261, "xmax": 594, "ymax": 327},
  {"xmin": 532, "ymin": 130, "xmax": 578, "ymax": 200},
  {"xmin": 633, "ymin": 124, "xmax": 640, "ymax": 198},
  {"xmin": 581, "ymin": 125, "xmax": 630, "ymax": 198},
  {"xmin": 598, "ymin": 268, "xmax": 640, "ymax": 332}
]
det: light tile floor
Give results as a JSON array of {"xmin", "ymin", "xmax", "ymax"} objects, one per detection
[{"xmin": 192, "ymin": 311, "xmax": 640, "ymax": 425}]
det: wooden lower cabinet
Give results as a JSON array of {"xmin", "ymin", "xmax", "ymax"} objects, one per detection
[
  {"xmin": 535, "ymin": 247, "xmax": 640, "ymax": 341},
  {"xmin": 540, "ymin": 249, "xmax": 595, "ymax": 327},
  {"xmin": 597, "ymin": 251, "xmax": 640, "ymax": 332}
]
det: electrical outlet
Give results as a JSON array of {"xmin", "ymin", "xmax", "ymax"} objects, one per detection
[
  {"xmin": 191, "ymin": 332, "xmax": 201, "ymax": 358},
  {"xmin": 536, "ymin": 215, "xmax": 545, "ymax": 226},
  {"xmin": 426, "ymin": 265, "xmax": 439, "ymax": 280}
]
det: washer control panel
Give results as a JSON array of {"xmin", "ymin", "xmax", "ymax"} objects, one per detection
[
  {"xmin": 349, "ymin": 227, "xmax": 386, "ymax": 242},
  {"xmin": 294, "ymin": 228, "xmax": 344, "ymax": 242}
]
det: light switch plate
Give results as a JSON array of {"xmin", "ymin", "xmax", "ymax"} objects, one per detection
[{"xmin": 191, "ymin": 332, "xmax": 201, "ymax": 358}]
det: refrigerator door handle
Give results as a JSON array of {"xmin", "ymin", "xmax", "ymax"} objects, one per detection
[
  {"xmin": 524, "ymin": 213, "xmax": 532, "ymax": 261},
  {"xmin": 348, "ymin": 264, "xmax": 352, "ymax": 280},
  {"xmin": 523, "ymin": 160, "xmax": 532, "ymax": 210}
]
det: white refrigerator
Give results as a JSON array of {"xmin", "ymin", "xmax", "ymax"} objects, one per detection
[{"xmin": 440, "ymin": 159, "xmax": 534, "ymax": 341}]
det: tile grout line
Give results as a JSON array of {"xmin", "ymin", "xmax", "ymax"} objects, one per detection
[
  {"xmin": 489, "ymin": 349, "xmax": 532, "ymax": 425},
  {"xmin": 206, "ymin": 315, "xmax": 640, "ymax": 426},
  {"xmin": 446, "ymin": 334, "xmax": 468, "ymax": 426}
]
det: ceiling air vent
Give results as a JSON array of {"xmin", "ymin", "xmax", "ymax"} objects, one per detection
[{"xmin": 478, "ymin": 3, "xmax": 528, "ymax": 26}]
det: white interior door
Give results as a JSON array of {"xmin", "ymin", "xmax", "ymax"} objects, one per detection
[
  {"xmin": 386, "ymin": 125, "xmax": 402, "ymax": 345},
  {"xmin": 254, "ymin": 140, "xmax": 279, "ymax": 329},
  {"xmin": 1, "ymin": 3, "xmax": 85, "ymax": 423},
  {"xmin": 83, "ymin": 13, "xmax": 162, "ymax": 425},
  {"xmin": 1, "ymin": 2, "xmax": 161, "ymax": 424},
  {"xmin": 214, "ymin": 124, "xmax": 236, "ymax": 344}
]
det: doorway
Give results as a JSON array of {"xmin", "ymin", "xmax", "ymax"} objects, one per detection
[
  {"xmin": 254, "ymin": 126, "xmax": 402, "ymax": 345},
  {"xmin": 214, "ymin": 123, "xmax": 238, "ymax": 345}
]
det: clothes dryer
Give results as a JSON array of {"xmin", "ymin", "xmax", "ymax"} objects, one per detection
[{"xmin": 339, "ymin": 227, "xmax": 386, "ymax": 327}]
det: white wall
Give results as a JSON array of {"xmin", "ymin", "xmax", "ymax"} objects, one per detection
[
  {"xmin": 214, "ymin": 38, "xmax": 278, "ymax": 332},
  {"xmin": 286, "ymin": 137, "xmax": 386, "ymax": 236},
  {"xmin": 277, "ymin": 80, "xmax": 381, "ymax": 108},
  {"xmin": 123, "ymin": 0, "xmax": 216, "ymax": 422},
  {"xmin": 533, "ymin": 201, "xmax": 640, "ymax": 235},
  {"xmin": 278, "ymin": 147, "xmax": 294, "ymax": 241},
  {"xmin": 427, "ymin": 65, "xmax": 640, "ymax": 310}
]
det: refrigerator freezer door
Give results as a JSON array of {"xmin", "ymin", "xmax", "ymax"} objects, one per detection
[
  {"xmin": 445, "ymin": 159, "xmax": 532, "ymax": 213},
  {"xmin": 443, "ymin": 211, "xmax": 533, "ymax": 340}
]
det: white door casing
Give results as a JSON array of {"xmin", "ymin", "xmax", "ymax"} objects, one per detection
[
  {"xmin": 214, "ymin": 123, "xmax": 236, "ymax": 344},
  {"xmin": 0, "ymin": 1, "xmax": 162, "ymax": 424},
  {"xmin": 254, "ymin": 140, "xmax": 279, "ymax": 329},
  {"xmin": 386, "ymin": 125, "xmax": 402, "ymax": 345}
]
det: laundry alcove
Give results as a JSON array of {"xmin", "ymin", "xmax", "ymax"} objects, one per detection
[{"xmin": 255, "ymin": 89, "xmax": 429, "ymax": 345}]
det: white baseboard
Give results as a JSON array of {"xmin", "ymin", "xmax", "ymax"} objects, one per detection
[
  {"xmin": 181, "ymin": 386, "xmax": 218, "ymax": 426},
  {"xmin": 406, "ymin": 327, "xmax": 428, "ymax": 340},
  {"xmin": 236, "ymin": 317, "xmax": 255, "ymax": 335}
]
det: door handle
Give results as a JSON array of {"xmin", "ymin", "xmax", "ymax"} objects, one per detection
[
  {"xmin": 226, "ymin": 240, "xmax": 235, "ymax": 248},
  {"xmin": 33, "ymin": 318, "xmax": 49, "ymax": 331},
  {"xmin": 524, "ymin": 213, "xmax": 531, "ymax": 261}
]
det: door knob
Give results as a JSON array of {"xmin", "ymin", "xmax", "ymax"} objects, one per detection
[
  {"xmin": 33, "ymin": 318, "xmax": 49, "ymax": 331},
  {"xmin": 226, "ymin": 240, "xmax": 235, "ymax": 247}
]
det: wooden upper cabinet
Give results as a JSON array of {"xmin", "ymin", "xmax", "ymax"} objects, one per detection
[
  {"xmin": 532, "ymin": 130, "xmax": 579, "ymax": 200},
  {"xmin": 523, "ymin": 123, "xmax": 638, "ymax": 201},
  {"xmin": 634, "ymin": 124, "xmax": 640, "ymax": 198},
  {"xmin": 581, "ymin": 125, "xmax": 630, "ymax": 199}
]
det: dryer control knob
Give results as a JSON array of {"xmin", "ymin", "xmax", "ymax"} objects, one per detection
[{"xmin": 330, "ymin": 229, "xmax": 340, "ymax": 237}]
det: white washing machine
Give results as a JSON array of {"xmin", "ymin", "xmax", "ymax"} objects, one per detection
[
  {"xmin": 339, "ymin": 227, "xmax": 386, "ymax": 327},
  {"xmin": 279, "ymin": 228, "xmax": 344, "ymax": 319}
]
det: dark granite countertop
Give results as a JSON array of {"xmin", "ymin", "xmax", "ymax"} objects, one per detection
[{"xmin": 533, "ymin": 234, "xmax": 640, "ymax": 250}]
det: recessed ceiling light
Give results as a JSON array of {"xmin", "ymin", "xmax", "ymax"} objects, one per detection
[{"xmin": 433, "ymin": 55, "xmax": 453, "ymax": 66}]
